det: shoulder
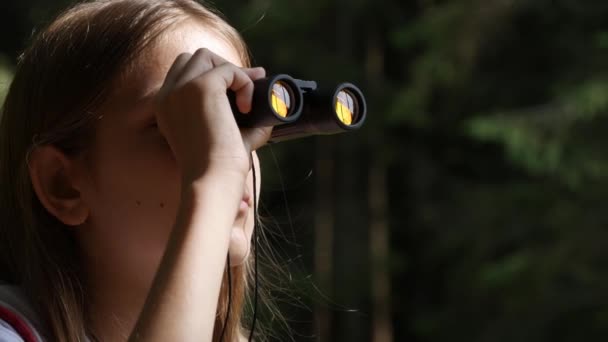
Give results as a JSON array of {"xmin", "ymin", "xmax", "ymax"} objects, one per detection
[{"xmin": 0, "ymin": 284, "xmax": 45, "ymax": 342}]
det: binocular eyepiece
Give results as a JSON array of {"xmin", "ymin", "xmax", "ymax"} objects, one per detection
[{"xmin": 229, "ymin": 74, "xmax": 367, "ymax": 143}]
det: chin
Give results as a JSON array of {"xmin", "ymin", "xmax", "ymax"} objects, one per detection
[{"xmin": 228, "ymin": 228, "xmax": 250, "ymax": 266}]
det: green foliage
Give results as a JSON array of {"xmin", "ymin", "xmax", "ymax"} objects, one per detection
[{"xmin": 467, "ymin": 79, "xmax": 608, "ymax": 188}]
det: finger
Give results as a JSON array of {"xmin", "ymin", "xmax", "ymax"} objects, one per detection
[
  {"xmin": 174, "ymin": 48, "xmax": 231, "ymax": 89},
  {"xmin": 241, "ymin": 126, "xmax": 273, "ymax": 151},
  {"xmin": 242, "ymin": 67, "xmax": 266, "ymax": 81},
  {"xmin": 157, "ymin": 52, "xmax": 191, "ymax": 102},
  {"xmin": 205, "ymin": 63, "xmax": 256, "ymax": 114}
]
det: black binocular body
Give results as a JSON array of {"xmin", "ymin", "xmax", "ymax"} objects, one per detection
[{"xmin": 229, "ymin": 74, "xmax": 366, "ymax": 144}]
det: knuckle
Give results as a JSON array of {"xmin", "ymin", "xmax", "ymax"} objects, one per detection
[
  {"xmin": 194, "ymin": 47, "xmax": 209, "ymax": 55},
  {"xmin": 175, "ymin": 52, "xmax": 191, "ymax": 63},
  {"xmin": 193, "ymin": 47, "xmax": 213, "ymax": 61}
]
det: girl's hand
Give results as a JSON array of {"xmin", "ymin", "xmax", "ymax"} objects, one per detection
[
  {"xmin": 156, "ymin": 48, "xmax": 272, "ymax": 182},
  {"xmin": 130, "ymin": 49, "xmax": 268, "ymax": 342}
]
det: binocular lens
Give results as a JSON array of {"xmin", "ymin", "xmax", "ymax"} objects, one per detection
[
  {"xmin": 271, "ymin": 81, "xmax": 294, "ymax": 118},
  {"xmin": 335, "ymin": 89, "xmax": 358, "ymax": 125}
]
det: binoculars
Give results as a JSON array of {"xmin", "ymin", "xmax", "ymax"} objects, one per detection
[{"xmin": 229, "ymin": 74, "xmax": 367, "ymax": 143}]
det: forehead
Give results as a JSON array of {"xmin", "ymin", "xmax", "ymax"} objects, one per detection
[
  {"xmin": 152, "ymin": 19, "xmax": 243, "ymax": 69},
  {"xmin": 109, "ymin": 20, "xmax": 243, "ymax": 107}
]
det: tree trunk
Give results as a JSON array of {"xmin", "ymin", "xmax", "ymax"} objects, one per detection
[
  {"xmin": 366, "ymin": 23, "xmax": 393, "ymax": 342},
  {"xmin": 314, "ymin": 138, "xmax": 335, "ymax": 341}
]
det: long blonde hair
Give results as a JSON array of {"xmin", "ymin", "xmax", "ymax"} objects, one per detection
[{"xmin": 0, "ymin": 1, "xmax": 257, "ymax": 340}]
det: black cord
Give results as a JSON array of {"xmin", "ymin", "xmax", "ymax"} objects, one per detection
[
  {"xmin": 248, "ymin": 158, "xmax": 259, "ymax": 342},
  {"xmin": 219, "ymin": 256, "xmax": 232, "ymax": 341}
]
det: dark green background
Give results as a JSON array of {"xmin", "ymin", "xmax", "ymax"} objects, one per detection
[{"xmin": 2, "ymin": 0, "xmax": 608, "ymax": 341}]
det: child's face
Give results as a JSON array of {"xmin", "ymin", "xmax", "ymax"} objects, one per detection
[{"xmin": 75, "ymin": 21, "xmax": 259, "ymax": 296}]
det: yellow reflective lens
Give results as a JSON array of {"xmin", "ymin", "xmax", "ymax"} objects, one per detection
[
  {"xmin": 335, "ymin": 90, "xmax": 356, "ymax": 125},
  {"xmin": 271, "ymin": 81, "xmax": 292, "ymax": 117}
]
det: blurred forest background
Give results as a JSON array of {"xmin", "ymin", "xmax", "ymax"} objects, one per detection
[{"xmin": 2, "ymin": 0, "xmax": 608, "ymax": 341}]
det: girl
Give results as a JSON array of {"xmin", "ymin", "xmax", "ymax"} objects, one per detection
[{"xmin": 0, "ymin": 0, "xmax": 275, "ymax": 340}]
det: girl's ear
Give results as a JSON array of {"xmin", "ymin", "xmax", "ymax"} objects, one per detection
[{"xmin": 28, "ymin": 145, "xmax": 90, "ymax": 226}]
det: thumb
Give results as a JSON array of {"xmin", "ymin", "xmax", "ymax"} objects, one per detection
[{"xmin": 241, "ymin": 126, "xmax": 273, "ymax": 151}]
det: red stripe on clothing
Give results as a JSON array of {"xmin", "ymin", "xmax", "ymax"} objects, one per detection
[{"xmin": 0, "ymin": 304, "xmax": 38, "ymax": 342}]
